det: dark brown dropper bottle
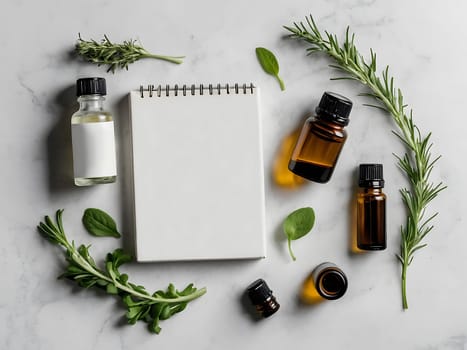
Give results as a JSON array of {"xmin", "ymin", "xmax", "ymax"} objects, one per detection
[
  {"xmin": 246, "ymin": 279, "xmax": 280, "ymax": 318},
  {"xmin": 288, "ymin": 92, "xmax": 353, "ymax": 183},
  {"xmin": 357, "ymin": 164, "xmax": 386, "ymax": 250}
]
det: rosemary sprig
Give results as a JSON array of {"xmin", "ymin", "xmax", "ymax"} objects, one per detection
[
  {"xmin": 76, "ymin": 34, "xmax": 184, "ymax": 73},
  {"xmin": 38, "ymin": 209, "xmax": 206, "ymax": 334},
  {"xmin": 284, "ymin": 16, "xmax": 446, "ymax": 309}
]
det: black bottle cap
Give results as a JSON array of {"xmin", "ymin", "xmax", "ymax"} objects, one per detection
[
  {"xmin": 359, "ymin": 163, "xmax": 384, "ymax": 188},
  {"xmin": 315, "ymin": 91, "xmax": 353, "ymax": 126},
  {"xmin": 76, "ymin": 77, "xmax": 107, "ymax": 96},
  {"xmin": 246, "ymin": 279, "xmax": 273, "ymax": 304}
]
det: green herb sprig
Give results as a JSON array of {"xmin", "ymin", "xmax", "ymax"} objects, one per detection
[
  {"xmin": 38, "ymin": 210, "xmax": 206, "ymax": 334},
  {"xmin": 284, "ymin": 16, "xmax": 445, "ymax": 309},
  {"xmin": 283, "ymin": 207, "xmax": 315, "ymax": 261},
  {"xmin": 76, "ymin": 34, "xmax": 184, "ymax": 73}
]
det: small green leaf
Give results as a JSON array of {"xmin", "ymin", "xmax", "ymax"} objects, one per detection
[
  {"xmin": 122, "ymin": 295, "xmax": 135, "ymax": 307},
  {"xmin": 126, "ymin": 305, "xmax": 142, "ymax": 322},
  {"xmin": 255, "ymin": 47, "xmax": 285, "ymax": 91},
  {"xmin": 77, "ymin": 244, "xmax": 97, "ymax": 267},
  {"xmin": 106, "ymin": 283, "xmax": 118, "ymax": 295},
  {"xmin": 119, "ymin": 273, "xmax": 129, "ymax": 285},
  {"xmin": 167, "ymin": 284, "xmax": 177, "ymax": 298},
  {"xmin": 96, "ymin": 279, "xmax": 108, "ymax": 287},
  {"xmin": 129, "ymin": 283, "xmax": 149, "ymax": 295},
  {"xmin": 82, "ymin": 208, "xmax": 121, "ymax": 238},
  {"xmin": 149, "ymin": 304, "xmax": 164, "ymax": 333},
  {"xmin": 179, "ymin": 284, "xmax": 195, "ymax": 296},
  {"xmin": 171, "ymin": 302, "xmax": 187, "ymax": 315},
  {"xmin": 159, "ymin": 304, "xmax": 171, "ymax": 320},
  {"xmin": 283, "ymin": 207, "xmax": 315, "ymax": 261},
  {"xmin": 107, "ymin": 248, "xmax": 132, "ymax": 268}
]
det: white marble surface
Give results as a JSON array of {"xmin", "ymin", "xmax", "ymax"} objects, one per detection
[{"xmin": 1, "ymin": 0, "xmax": 466, "ymax": 349}]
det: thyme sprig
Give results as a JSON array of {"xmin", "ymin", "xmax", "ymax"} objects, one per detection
[
  {"xmin": 38, "ymin": 209, "xmax": 206, "ymax": 334},
  {"xmin": 284, "ymin": 16, "xmax": 445, "ymax": 309},
  {"xmin": 76, "ymin": 34, "xmax": 184, "ymax": 72}
]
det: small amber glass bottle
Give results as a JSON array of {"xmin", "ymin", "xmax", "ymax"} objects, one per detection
[
  {"xmin": 301, "ymin": 262, "xmax": 348, "ymax": 304},
  {"xmin": 288, "ymin": 92, "xmax": 353, "ymax": 183},
  {"xmin": 357, "ymin": 164, "xmax": 386, "ymax": 250},
  {"xmin": 246, "ymin": 279, "xmax": 280, "ymax": 318}
]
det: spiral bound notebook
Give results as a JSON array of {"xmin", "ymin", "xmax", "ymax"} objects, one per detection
[{"xmin": 129, "ymin": 83, "xmax": 266, "ymax": 262}]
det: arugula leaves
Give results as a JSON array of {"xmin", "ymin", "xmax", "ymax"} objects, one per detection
[
  {"xmin": 38, "ymin": 209, "xmax": 206, "ymax": 334},
  {"xmin": 283, "ymin": 207, "xmax": 315, "ymax": 261}
]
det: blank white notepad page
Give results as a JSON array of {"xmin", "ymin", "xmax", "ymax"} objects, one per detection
[{"xmin": 129, "ymin": 87, "xmax": 266, "ymax": 262}]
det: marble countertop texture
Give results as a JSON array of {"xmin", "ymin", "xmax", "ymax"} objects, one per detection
[{"xmin": 1, "ymin": 0, "xmax": 466, "ymax": 349}]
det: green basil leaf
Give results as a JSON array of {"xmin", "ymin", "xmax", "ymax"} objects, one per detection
[
  {"xmin": 82, "ymin": 208, "xmax": 121, "ymax": 238},
  {"xmin": 283, "ymin": 207, "xmax": 315, "ymax": 261},
  {"xmin": 255, "ymin": 47, "xmax": 285, "ymax": 90},
  {"xmin": 256, "ymin": 47, "xmax": 279, "ymax": 75}
]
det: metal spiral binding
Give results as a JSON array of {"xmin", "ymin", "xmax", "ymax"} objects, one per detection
[{"xmin": 140, "ymin": 83, "xmax": 255, "ymax": 98}]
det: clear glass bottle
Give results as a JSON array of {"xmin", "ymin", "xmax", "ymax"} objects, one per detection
[
  {"xmin": 71, "ymin": 77, "xmax": 117, "ymax": 186},
  {"xmin": 301, "ymin": 262, "xmax": 348, "ymax": 304},
  {"xmin": 357, "ymin": 164, "xmax": 386, "ymax": 250},
  {"xmin": 288, "ymin": 92, "xmax": 353, "ymax": 183}
]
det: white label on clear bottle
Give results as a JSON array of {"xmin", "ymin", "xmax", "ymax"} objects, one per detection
[{"xmin": 72, "ymin": 121, "xmax": 117, "ymax": 179}]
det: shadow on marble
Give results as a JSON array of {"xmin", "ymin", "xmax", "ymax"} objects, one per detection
[
  {"xmin": 115, "ymin": 94, "xmax": 136, "ymax": 255},
  {"xmin": 273, "ymin": 219, "xmax": 288, "ymax": 259},
  {"xmin": 270, "ymin": 111, "xmax": 312, "ymax": 191},
  {"xmin": 347, "ymin": 166, "xmax": 367, "ymax": 257},
  {"xmin": 46, "ymin": 85, "xmax": 81, "ymax": 194}
]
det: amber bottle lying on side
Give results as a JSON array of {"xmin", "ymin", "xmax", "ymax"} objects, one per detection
[{"xmin": 289, "ymin": 91, "xmax": 353, "ymax": 183}]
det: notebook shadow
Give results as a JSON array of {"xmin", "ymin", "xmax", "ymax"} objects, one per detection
[{"xmin": 116, "ymin": 94, "xmax": 136, "ymax": 255}]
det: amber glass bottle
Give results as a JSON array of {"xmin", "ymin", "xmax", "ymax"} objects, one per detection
[
  {"xmin": 246, "ymin": 279, "xmax": 280, "ymax": 318},
  {"xmin": 288, "ymin": 92, "xmax": 353, "ymax": 183},
  {"xmin": 357, "ymin": 164, "xmax": 386, "ymax": 250},
  {"xmin": 301, "ymin": 262, "xmax": 348, "ymax": 304}
]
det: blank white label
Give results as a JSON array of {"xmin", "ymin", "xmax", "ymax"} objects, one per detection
[{"xmin": 72, "ymin": 121, "xmax": 117, "ymax": 178}]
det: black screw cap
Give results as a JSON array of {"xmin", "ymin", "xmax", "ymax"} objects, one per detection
[
  {"xmin": 315, "ymin": 91, "xmax": 353, "ymax": 126},
  {"xmin": 76, "ymin": 77, "xmax": 106, "ymax": 96},
  {"xmin": 359, "ymin": 163, "xmax": 384, "ymax": 188}
]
